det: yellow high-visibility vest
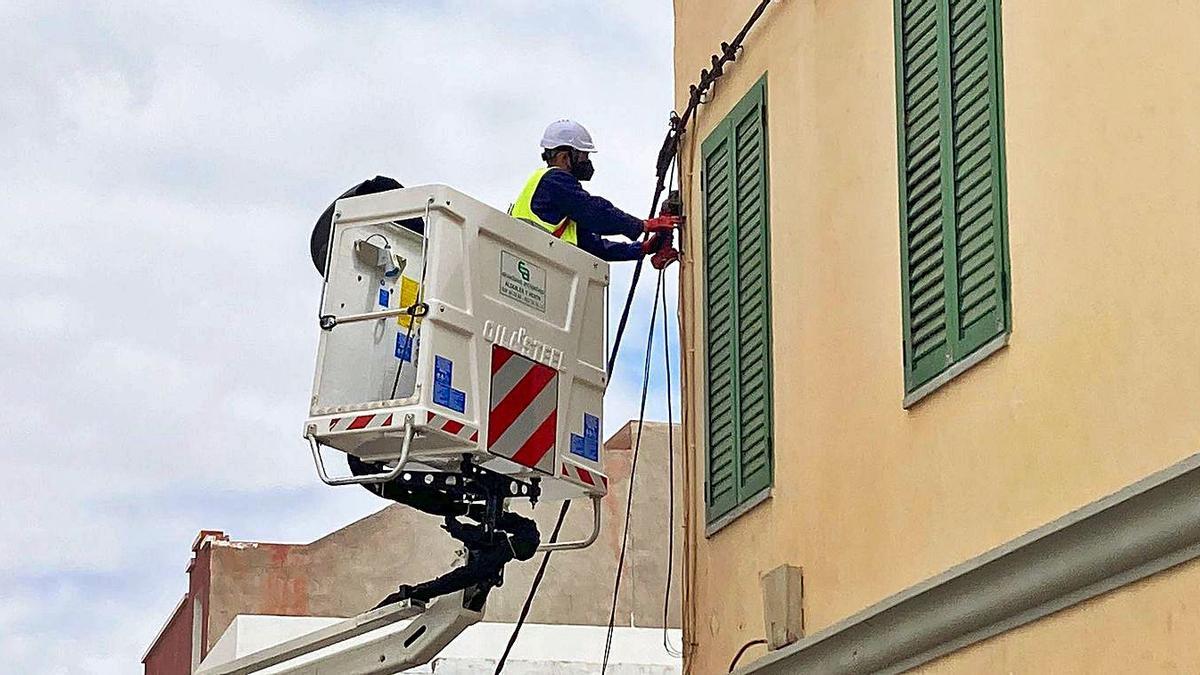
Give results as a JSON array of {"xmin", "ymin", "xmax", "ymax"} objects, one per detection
[{"xmin": 508, "ymin": 167, "xmax": 579, "ymax": 245}]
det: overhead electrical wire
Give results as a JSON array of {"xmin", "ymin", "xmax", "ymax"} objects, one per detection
[
  {"xmin": 601, "ymin": 270, "xmax": 666, "ymax": 673},
  {"xmin": 603, "ymin": 152, "xmax": 681, "ymax": 672},
  {"xmin": 497, "ymin": 2, "xmax": 778, "ymax": 670},
  {"xmin": 659, "ymin": 149, "xmax": 684, "ymax": 659},
  {"xmin": 607, "ymin": 0, "xmax": 776, "ymax": 374},
  {"xmin": 493, "ymin": 232, "xmax": 662, "ymax": 673},
  {"xmin": 495, "ymin": 145, "xmax": 676, "ymax": 672}
]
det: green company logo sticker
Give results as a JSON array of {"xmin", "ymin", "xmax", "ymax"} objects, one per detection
[{"xmin": 500, "ymin": 251, "xmax": 547, "ymax": 313}]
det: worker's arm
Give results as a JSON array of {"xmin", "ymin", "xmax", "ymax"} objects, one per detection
[
  {"xmin": 577, "ymin": 232, "xmax": 643, "ymax": 261},
  {"xmin": 531, "ymin": 168, "xmax": 644, "ymax": 241}
]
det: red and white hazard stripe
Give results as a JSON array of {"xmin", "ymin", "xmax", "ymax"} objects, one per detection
[
  {"xmin": 328, "ymin": 413, "xmax": 396, "ymax": 432},
  {"xmin": 560, "ymin": 463, "xmax": 609, "ymax": 491},
  {"xmin": 486, "ymin": 345, "xmax": 559, "ymax": 474},
  {"xmin": 425, "ymin": 411, "xmax": 479, "ymax": 445}
]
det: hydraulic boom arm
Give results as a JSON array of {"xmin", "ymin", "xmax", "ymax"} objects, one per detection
[{"xmin": 196, "ymin": 589, "xmax": 484, "ymax": 675}]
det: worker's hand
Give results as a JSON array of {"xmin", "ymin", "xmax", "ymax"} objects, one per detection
[
  {"xmin": 651, "ymin": 245, "xmax": 679, "ymax": 270},
  {"xmin": 641, "ymin": 231, "xmax": 673, "ymax": 255},
  {"xmin": 644, "ymin": 214, "xmax": 684, "ymax": 233}
]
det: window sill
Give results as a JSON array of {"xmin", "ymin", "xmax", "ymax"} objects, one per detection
[
  {"xmin": 903, "ymin": 332, "xmax": 1009, "ymax": 409},
  {"xmin": 706, "ymin": 488, "xmax": 771, "ymax": 538}
]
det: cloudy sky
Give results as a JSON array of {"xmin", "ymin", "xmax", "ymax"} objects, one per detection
[{"xmin": 0, "ymin": 2, "xmax": 680, "ymax": 671}]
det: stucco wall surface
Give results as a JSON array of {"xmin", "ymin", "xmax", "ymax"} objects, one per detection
[
  {"xmin": 915, "ymin": 556, "xmax": 1200, "ymax": 674},
  {"xmin": 673, "ymin": 1, "xmax": 1200, "ymax": 673}
]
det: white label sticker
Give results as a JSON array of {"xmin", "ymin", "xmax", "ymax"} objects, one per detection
[{"xmin": 500, "ymin": 251, "xmax": 547, "ymax": 313}]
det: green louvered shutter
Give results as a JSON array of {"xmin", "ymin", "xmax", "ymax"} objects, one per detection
[
  {"xmin": 898, "ymin": 0, "xmax": 953, "ymax": 390},
  {"xmin": 895, "ymin": 0, "xmax": 1008, "ymax": 395},
  {"xmin": 730, "ymin": 83, "xmax": 773, "ymax": 500},
  {"xmin": 702, "ymin": 122, "xmax": 739, "ymax": 520},
  {"xmin": 948, "ymin": 0, "xmax": 1007, "ymax": 353},
  {"xmin": 703, "ymin": 76, "xmax": 772, "ymax": 526}
]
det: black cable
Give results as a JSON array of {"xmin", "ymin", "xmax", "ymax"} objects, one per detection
[
  {"xmin": 494, "ymin": 241, "xmax": 652, "ymax": 671},
  {"xmin": 499, "ymin": 3, "xmax": 777, "ymax": 668},
  {"xmin": 728, "ymin": 639, "xmax": 768, "ymax": 673},
  {"xmin": 607, "ymin": 257, "xmax": 648, "ymax": 376},
  {"xmin": 601, "ymin": 271, "xmax": 664, "ymax": 673},
  {"xmin": 390, "ymin": 214, "xmax": 433, "ymax": 399},
  {"xmin": 388, "ymin": 314, "xmax": 417, "ymax": 400},
  {"xmin": 500, "ymin": 262, "xmax": 663, "ymax": 674},
  {"xmin": 492, "ymin": 500, "xmax": 570, "ymax": 674},
  {"xmin": 498, "ymin": 172, "xmax": 669, "ymax": 672},
  {"xmin": 677, "ymin": 0, "xmax": 773, "ymax": 133},
  {"xmin": 495, "ymin": 247, "xmax": 663, "ymax": 672},
  {"xmin": 601, "ymin": 0, "xmax": 775, "ymax": 663},
  {"xmin": 364, "ymin": 233, "xmax": 391, "ymax": 249},
  {"xmin": 495, "ymin": 223, "xmax": 662, "ymax": 671},
  {"xmin": 605, "ymin": 0, "xmax": 773, "ymax": 378},
  {"xmin": 605, "ymin": 135, "xmax": 672, "ymax": 377}
]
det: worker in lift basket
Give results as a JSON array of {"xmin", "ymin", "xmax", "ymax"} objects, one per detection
[{"xmin": 509, "ymin": 119, "xmax": 682, "ymax": 268}]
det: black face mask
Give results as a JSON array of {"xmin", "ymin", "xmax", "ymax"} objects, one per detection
[{"xmin": 570, "ymin": 153, "xmax": 595, "ymax": 182}]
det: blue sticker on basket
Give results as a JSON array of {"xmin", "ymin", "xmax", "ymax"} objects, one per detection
[
  {"xmin": 433, "ymin": 356, "xmax": 466, "ymax": 413},
  {"xmin": 433, "ymin": 356, "xmax": 452, "ymax": 404},
  {"xmin": 378, "ymin": 288, "xmax": 391, "ymax": 307},
  {"xmin": 583, "ymin": 413, "xmax": 600, "ymax": 461},
  {"xmin": 394, "ymin": 333, "xmax": 412, "ymax": 361},
  {"xmin": 569, "ymin": 418, "xmax": 600, "ymax": 461}
]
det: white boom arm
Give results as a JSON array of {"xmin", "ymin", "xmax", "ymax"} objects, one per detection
[{"xmin": 196, "ymin": 591, "xmax": 482, "ymax": 675}]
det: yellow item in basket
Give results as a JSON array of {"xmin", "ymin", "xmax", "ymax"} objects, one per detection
[{"xmin": 396, "ymin": 276, "xmax": 422, "ymax": 329}]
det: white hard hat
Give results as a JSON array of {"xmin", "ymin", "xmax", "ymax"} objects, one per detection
[{"xmin": 539, "ymin": 119, "xmax": 597, "ymax": 153}]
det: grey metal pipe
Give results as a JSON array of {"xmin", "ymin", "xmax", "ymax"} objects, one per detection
[
  {"xmin": 309, "ymin": 414, "xmax": 414, "ymax": 486},
  {"xmin": 322, "ymin": 305, "xmax": 422, "ymax": 327},
  {"xmin": 536, "ymin": 495, "xmax": 602, "ymax": 552}
]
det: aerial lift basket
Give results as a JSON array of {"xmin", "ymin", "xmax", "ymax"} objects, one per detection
[
  {"xmin": 197, "ymin": 186, "xmax": 609, "ymax": 675},
  {"xmin": 306, "ymin": 185, "xmax": 610, "ymax": 502}
]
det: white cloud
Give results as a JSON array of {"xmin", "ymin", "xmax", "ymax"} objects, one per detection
[{"xmin": 0, "ymin": 1, "xmax": 677, "ymax": 671}]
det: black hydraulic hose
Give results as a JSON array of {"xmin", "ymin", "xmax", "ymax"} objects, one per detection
[{"xmin": 493, "ymin": 500, "xmax": 570, "ymax": 674}]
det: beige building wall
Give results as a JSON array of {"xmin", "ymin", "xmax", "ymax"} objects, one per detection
[
  {"xmin": 673, "ymin": 1, "xmax": 1200, "ymax": 673},
  {"xmin": 915, "ymin": 555, "xmax": 1200, "ymax": 674}
]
